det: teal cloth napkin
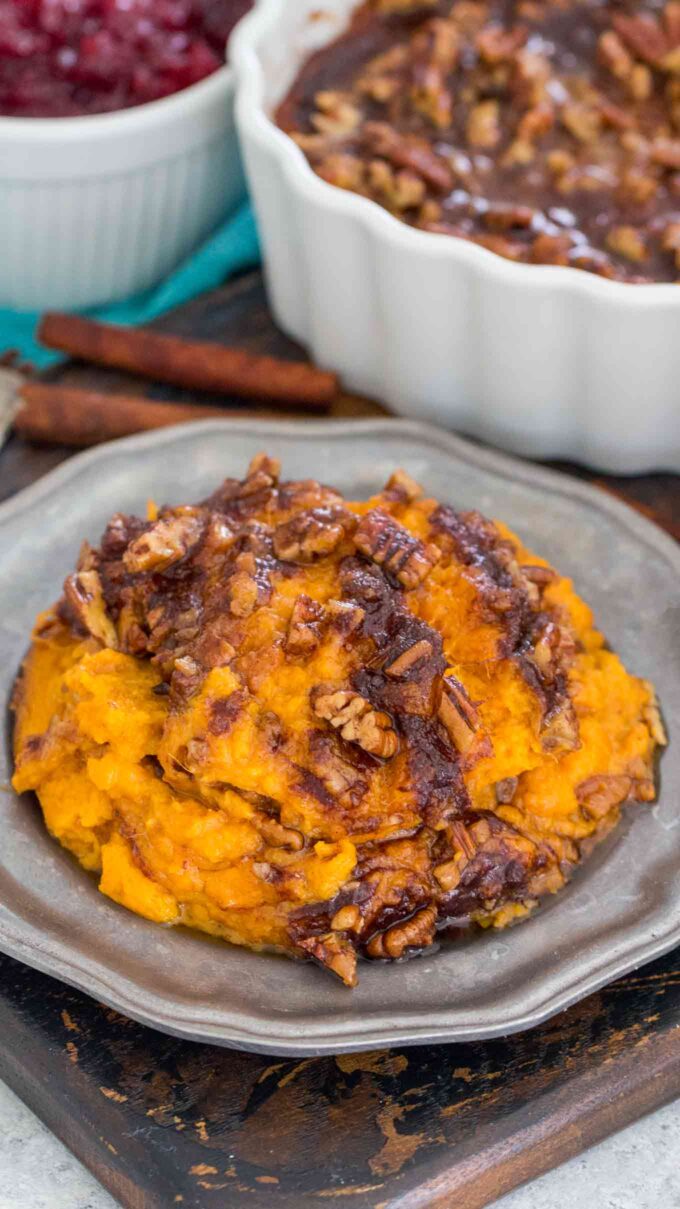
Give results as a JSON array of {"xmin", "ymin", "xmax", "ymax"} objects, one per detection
[{"xmin": 0, "ymin": 201, "xmax": 261, "ymax": 370}]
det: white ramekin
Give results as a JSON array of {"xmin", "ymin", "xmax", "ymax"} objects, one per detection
[
  {"xmin": 232, "ymin": 0, "xmax": 680, "ymax": 474},
  {"xmin": 0, "ymin": 65, "xmax": 245, "ymax": 312}
]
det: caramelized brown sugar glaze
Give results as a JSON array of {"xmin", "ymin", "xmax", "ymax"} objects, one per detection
[
  {"xmin": 12, "ymin": 457, "xmax": 665, "ymax": 986},
  {"xmin": 277, "ymin": 0, "xmax": 680, "ymax": 282}
]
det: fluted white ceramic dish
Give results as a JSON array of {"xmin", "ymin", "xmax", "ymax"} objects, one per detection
[
  {"xmin": 232, "ymin": 0, "xmax": 680, "ymax": 474},
  {"xmin": 0, "ymin": 62, "xmax": 244, "ymax": 311}
]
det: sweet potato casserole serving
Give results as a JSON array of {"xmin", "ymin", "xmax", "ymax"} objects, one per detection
[
  {"xmin": 12, "ymin": 457, "xmax": 665, "ymax": 985},
  {"xmin": 277, "ymin": 0, "xmax": 680, "ymax": 282}
]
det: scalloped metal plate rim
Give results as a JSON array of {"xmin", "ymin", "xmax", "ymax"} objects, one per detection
[{"xmin": 0, "ymin": 417, "xmax": 678, "ymax": 1056}]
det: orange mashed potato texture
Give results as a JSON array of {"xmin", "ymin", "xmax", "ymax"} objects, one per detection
[{"xmin": 12, "ymin": 456, "xmax": 665, "ymax": 986}]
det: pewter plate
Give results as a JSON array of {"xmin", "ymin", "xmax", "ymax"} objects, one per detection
[{"xmin": 1, "ymin": 419, "xmax": 678, "ymax": 1055}]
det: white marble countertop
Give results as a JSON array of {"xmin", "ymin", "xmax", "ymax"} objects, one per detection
[{"xmin": 0, "ymin": 1076, "xmax": 677, "ymax": 1209}]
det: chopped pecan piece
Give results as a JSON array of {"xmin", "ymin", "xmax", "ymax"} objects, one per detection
[
  {"xmin": 561, "ymin": 103, "xmax": 602, "ymax": 144},
  {"xmin": 629, "ymin": 63, "xmax": 653, "ymax": 101},
  {"xmin": 517, "ymin": 563, "xmax": 556, "ymax": 587},
  {"xmin": 576, "ymin": 774, "xmax": 632, "ymax": 819},
  {"xmin": 313, "ymin": 688, "xmax": 399, "ymax": 758},
  {"xmin": 476, "ymin": 23, "xmax": 527, "ymax": 63},
  {"xmin": 482, "ymin": 203, "xmax": 536, "ymax": 231},
  {"xmin": 273, "ymin": 507, "xmax": 355, "ymax": 563},
  {"xmin": 259, "ymin": 818, "xmax": 304, "ymax": 851},
  {"xmin": 495, "ymin": 776, "xmax": 519, "ymax": 804},
  {"xmin": 229, "ymin": 551, "xmax": 268, "ymax": 618},
  {"xmin": 312, "ymin": 91, "xmax": 361, "ymax": 137},
  {"xmin": 651, "ymin": 137, "xmax": 680, "ymax": 169},
  {"xmin": 355, "ymin": 508, "xmax": 440, "ymax": 588},
  {"xmin": 467, "ymin": 99, "xmax": 501, "ymax": 148},
  {"xmin": 385, "ymin": 639, "xmax": 433, "ymax": 678},
  {"xmin": 192, "ymin": 616, "xmax": 236, "ymax": 670},
  {"xmin": 247, "ymin": 452, "xmax": 280, "ymax": 483},
  {"xmin": 598, "ymin": 30, "xmax": 634, "ymax": 80},
  {"xmin": 369, "ymin": 160, "xmax": 427, "ymax": 210},
  {"xmin": 63, "ymin": 570, "xmax": 118, "ymax": 649},
  {"xmin": 124, "ymin": 513, "xmax": 203, "ymax": 573},
  {"xmin": 331, "ymin": 904, "xmax": 362, "ymax": 931},
  {"xmin": 285, "ymin": 594, "xmax": 326, "ymax": 657},
  {"xmin": 541, "ymin": 701, "xmax": 580, "ymax": 753},
  {"xmin": 366, "ymin": 905, "xmax": 436, "ymax": 958},
  {"xmin": 433, "ymin": 858, "xmax": 463, "ymax": 891},
  {"xmin": 362, "ymin": 121, "xmax": 454, "ymax": 192},
  {"xmin": 438, "ymin": 674, "xmax": 481, "ymax": 754},
  {"xmin": 612, "ymin": 12, "xmax": 670, "ymax": 65},
  {"xmin": 643, "ymin": 688, "xmax": 668, "ymax": 746},
  {"xmin": 297, "ymin": 932, "xmax": 358, "ymax": 987},
  {"xmin": 529, "ymin": 233, "xmax": 573, "ymax": 265},
  {"xmin": 383, "ymin": 468, "xmax": 424, "ymax": 502},
  {"xmin": 606, "ymin": 225, "xmax": 648, "ymax": 263},
  {"xmin": 326, "ymin": 599, "xmax": 366, "ymax": 636}
]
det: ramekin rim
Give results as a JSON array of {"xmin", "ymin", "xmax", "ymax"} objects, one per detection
[
  {"xmin": 0, "ymin": 61, "xmax": 233, "ymax": 141},
  {"xmin": 231, "ymin": 0, "xmax": 680, "ymax": 306}
]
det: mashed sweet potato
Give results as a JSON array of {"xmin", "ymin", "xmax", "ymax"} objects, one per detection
[{"xmin": 12, "ymin": 456, "xmax": 666, "ymax": 985}]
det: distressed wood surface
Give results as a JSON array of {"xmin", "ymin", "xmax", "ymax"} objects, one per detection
[{"xmin": 0, "ymin": 269, "xmax": 678, "ymax": 1209}]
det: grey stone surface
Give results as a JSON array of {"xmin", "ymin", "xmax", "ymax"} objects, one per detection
[{"xmin": 0, "ymin": 1075, "xmax": 677, "ymax": 1208}]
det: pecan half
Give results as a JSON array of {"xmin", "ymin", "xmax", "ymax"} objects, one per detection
[
  {"xmin": 313, "ymin": 688, "xmax": 399, "ymax": 758},
  {"xmin": 366, "ymin": 905, "xmax": 436, "ymax": 958},
  {"xmin": 355, "ymin": 508, "xmax": 440, "ymax": 588}
]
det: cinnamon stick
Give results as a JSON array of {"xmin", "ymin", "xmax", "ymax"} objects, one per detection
[
  {"xmin": 38, "ymin": 314, "xmax": 338, "ymax": 410},
  {"xmin": 13, "ymin": 382, "xmax": 295, "ymax": 447}
]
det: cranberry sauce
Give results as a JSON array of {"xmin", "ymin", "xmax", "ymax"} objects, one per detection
[{"xmin": 0, "ymin": 0, "xmax": 251, "ymax": 117}]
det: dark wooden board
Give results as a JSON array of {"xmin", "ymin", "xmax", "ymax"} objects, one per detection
[{"xmin": 0, "ymin": 270, "xmax": 679, "ymax": 1209}]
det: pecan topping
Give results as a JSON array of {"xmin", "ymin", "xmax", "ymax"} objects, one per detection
[
  {"xmin": 355, "ymin": 508, "xmax": 440, "ymax": 588},
  {"xmin": 312, "ymin": 688, "xmax": 399, "ymax": 758},
  {"xmin": 278, "ymin": 0, "xmax": 680, "ymax": 281},
  {"xmin": 34, "ymin": 453, "xmax": 662, "ymax": 992}
]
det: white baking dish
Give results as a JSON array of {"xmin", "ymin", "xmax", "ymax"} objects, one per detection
[
  {"xmin": 0, "ymin": 63, "xmax": 244, "ymax": 312},
  {"xmin": 232, "ymin": 0, "xmax": 680, "ymax": 473}
]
